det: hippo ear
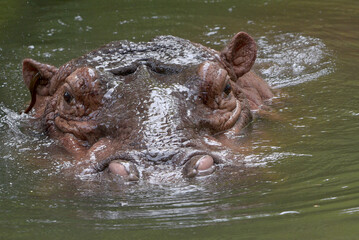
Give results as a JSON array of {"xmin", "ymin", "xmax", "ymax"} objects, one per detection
[
  {"xmin": 23, "ymin": 58, "xmax": 58, "ymax": 95},
  {"xmin": 220, "ymin": 32, "xmax": 257, "ymax": 79},
  {"xmin": 22, "ymin": 58, "xmax": 58, "ymax": 113}
]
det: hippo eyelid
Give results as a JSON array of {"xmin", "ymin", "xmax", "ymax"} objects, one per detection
[
  {"xmin": 143, "ymin": 58, "xmax": 182, "ymax": 75},
  {"xmin": 146, "ymin": 63, "xmax": 181, "ymax": 75},
  {"xmin": 109, "ymin": 64, "xmax": 138, "ymax": 76},
  {"xmin": 109, "ymin": 60, "xmax": 182, "ymax": 76}
]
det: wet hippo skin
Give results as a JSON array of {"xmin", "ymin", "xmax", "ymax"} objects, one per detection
[{"xmin": 22, "ymin": 32, "xmax": 274, "ymax": 180}]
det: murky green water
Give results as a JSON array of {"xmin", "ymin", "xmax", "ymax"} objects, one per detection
[{"xmin": 1, "ymin": 0, "xmax": 358, "ymax": 239}]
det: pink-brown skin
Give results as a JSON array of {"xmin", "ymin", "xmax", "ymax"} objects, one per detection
[{"xmin": 22, "ymin": 32, "xmax": 274, "ymax": 179}]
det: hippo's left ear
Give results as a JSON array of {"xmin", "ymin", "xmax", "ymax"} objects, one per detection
[
  {"xmin": 22, "ymin": 58, "xmax": 58, "ymax": 113},
  {"xmin": 23, "ymin": 58, "xmax": 58, "ymax": 96},
  {"xmin": 220, "ymin": 32, "xmax": 257, "ymax": 80}
]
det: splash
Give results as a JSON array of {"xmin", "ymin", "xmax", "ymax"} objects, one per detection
[
  {"xmin": 255, "ymin": 33, "xmax": 334, "ymax": 88},
  {"xmin": 0, "ymin": 104, "xmax": 60, "ymax": 171},
  {"xmin": 0, "ymin": 105, "xmax": 31, "ymax": 152}
]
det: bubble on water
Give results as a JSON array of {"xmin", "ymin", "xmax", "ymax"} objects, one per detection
[
  {"xmin": 203, "ymin": 25, "xmax": 227, "ymax": 45},
  {"xmin": 118, "ymin": 19, "xmax": 134, "ymax": 25},
  {"xmin": 256, "ymin": 33, "xmax": 334, "ymax": 88},
  {"xmin": 52, "ymin": 48, "xmax": 64, "ymax": 52},
  {"xmin": 74, "ymin": 15, "xmax": 83, "ymax": 21},
  {"xmin": 57, "ymin": 19, "xmax": 67, "ymax": 26},
  {"xmin": 43, "ymin": 52, "xmax": 52, "ymax": 58}
]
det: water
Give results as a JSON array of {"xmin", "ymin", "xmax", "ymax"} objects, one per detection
[{"xmin": 1, "ymin": 0, "xmax": 358, "ymax": 239}]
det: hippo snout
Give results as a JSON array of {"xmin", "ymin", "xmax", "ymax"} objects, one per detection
[{"xmin": 91, "ymin": 150, "xmax": 221, "ymax": 180}]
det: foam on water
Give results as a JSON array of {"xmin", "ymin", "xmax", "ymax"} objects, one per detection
[{"xmin": 255, "ymin": 33, "xmax": 334, "ymax": 88}]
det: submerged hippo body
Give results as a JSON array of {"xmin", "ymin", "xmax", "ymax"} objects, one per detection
[{"xmin": 22, "ymin": 32, "xmax": 274, "ymax": 180}]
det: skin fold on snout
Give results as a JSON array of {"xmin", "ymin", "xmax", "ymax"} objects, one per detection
[
  {"xmin": 54, "ymin": 117, "xmax": 98, "ymax": 142},
  {"xmin": 198, "ymin": 61, "xmax": 245, "ymax": 132},
  {"xmin": 204, "ymin": 99, "xmax": 241, "ymax": 132}
]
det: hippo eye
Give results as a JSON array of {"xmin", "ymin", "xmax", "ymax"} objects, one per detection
[
  {"xmin": 63, "ymin": 91, "xmax": 73, "ymax": 103},
  {"xmin": 223, "ymin": 83, "xmax": 231, "ymax": 95}
]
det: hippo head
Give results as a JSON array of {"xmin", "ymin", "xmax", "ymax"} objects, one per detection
[{"xmin": 22, "ymin": 32, "xmax": 273, "ymax": 180}]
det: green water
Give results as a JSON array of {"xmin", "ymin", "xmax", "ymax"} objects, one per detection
[{"xmin": 0, "ymin": 0, "xmax": 358, "ymax": 239}]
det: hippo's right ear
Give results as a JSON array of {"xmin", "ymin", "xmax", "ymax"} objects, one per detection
[
  {"xmin": 22, "ymin": 59, "xmax": 58, "ymax": 113},
  {"xmin": 220, "ymin": 32, "xmax": 257, "ymax": 80}
]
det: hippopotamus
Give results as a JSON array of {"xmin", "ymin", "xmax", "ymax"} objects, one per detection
[{"xmin": 22, "ymin": 32, "xmax": 274, "ymax": 181}]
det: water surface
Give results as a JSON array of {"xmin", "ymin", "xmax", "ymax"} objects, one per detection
[{"xmin": 0, "ymin": 0, "xmax": 358, "ymax": 239}]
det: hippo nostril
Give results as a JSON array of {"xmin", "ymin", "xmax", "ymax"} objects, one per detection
[
  {"xmin": 195, "ymin": 155, "xmax": 214, "ymax": 171},
  {"xmin": 108, "ymin": 161, "xmax": 128, "ymax": 176},
  {"xmin": 108, "ymin": 160, "xmax": 139, "ymax": 181},
  {"xmin": 182, "ymin": 154, "xmax": 216, "ymax": 178},
  {"xmin": 93, "ymin": 153, "xmax": 139, "ymax": 181}
]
